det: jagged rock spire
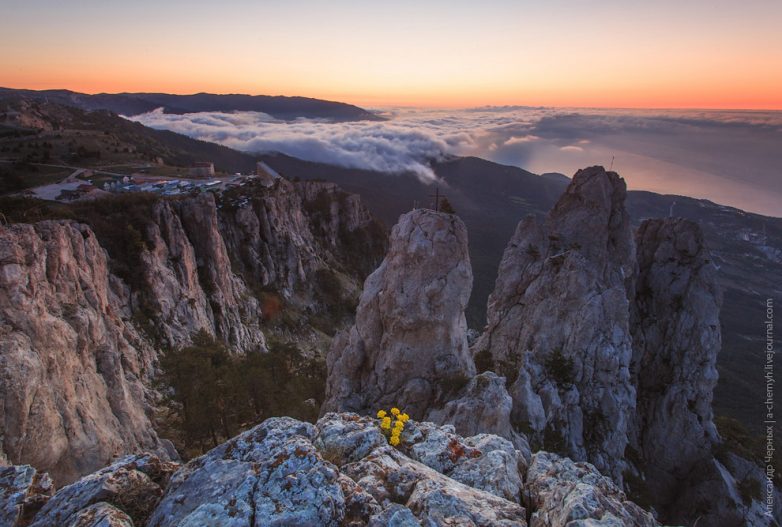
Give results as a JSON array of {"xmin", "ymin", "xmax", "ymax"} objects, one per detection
[
  {"xmin": 630, "ymin": 218, "xmax": 723, "ymax": 522},
  {"xmin": 472, "ymin": 166, "xmax": 637, "ymax": 481},
  {"xmin": 322, "ymin": 208, "xmax": 475, "ymax": 419}
]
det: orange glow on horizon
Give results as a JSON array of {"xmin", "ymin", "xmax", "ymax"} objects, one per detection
[
  {"xmin": 2, "ymin": 78, "xmax": 781, "ymax": 111},
  {"xmin": 2, "ymin": 1, "xmax": 781, "ymax": 111}
]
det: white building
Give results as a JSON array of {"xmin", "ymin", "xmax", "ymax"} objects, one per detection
[{"xmin": 189, "ymin": 162, "xmax": 215, "ymax": 178}]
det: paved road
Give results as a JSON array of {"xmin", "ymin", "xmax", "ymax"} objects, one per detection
[
  {"xmin": 0, "ymin": 159, "xmax": 133, "ymax": 178},
  {"xmin": 0, "ymin": 159, "xmax": 130, "ymax": 200}
]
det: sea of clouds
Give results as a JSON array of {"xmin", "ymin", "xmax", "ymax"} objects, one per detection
[{"xmin": 128, "ymin": 107, "xmax": 782, "ymax": 216}]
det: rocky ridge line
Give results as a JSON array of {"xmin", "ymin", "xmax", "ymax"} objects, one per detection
[{"xmin": 1, "ymin": 412, "xmax": 658, "ymax": 527}]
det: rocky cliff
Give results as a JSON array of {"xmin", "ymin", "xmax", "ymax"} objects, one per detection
[
  {"xmin": 471, "ymin": 167, "xmax": 637, "ymax": 481},
  {"xmin": 140, "ymin": 193, "xmax": 266, "ymax": 353},
  {"xmin": 139, "ymin": 179, "xmax": 384, "ymax": 351},
  {"xmin": 629, "ymin": 219, "xmax": 722, "ymax": 512},
  {"xmin": 471, "ymin": 166, "xmax": 776, "ymax": 525},
  {"xmin": 0, "ymin": 178, "xmax": 386, "ymax": 485},
  {"xmin": 0, "ymin": 412, "xmax": 658, "ymax": 527},
  {"xmin": 322, "ymin": 209, "xmax": 475, "ymax": 419},
  {"xmin": 0, "ymin": 221, "xmax": 171, "ymax": 486},
  {"xmin": 626, "ymin": 218, "xmax": 781, "ymax": 525}
]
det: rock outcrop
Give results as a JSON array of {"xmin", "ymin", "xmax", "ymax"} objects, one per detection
[
  {"xmin": 472, "ymin": 166, "xmax": 637, "ymax": 481},
  {"xmin": 0, "ymin": 178, "xmax": 386, "ymax": 485},
  {"xmin": 29, "ymin": 453, "xmax": 177, "ymax": 527},
  {"xmin": 0, "ymin": 464, "xmax": 52, "ymax": 526},
  {"xmin": 1, "ymin": 413, "xmax": 661, "ymax": 527},
  {"xmin": 426, "ymin": 371, "xmax": 520, "ymax": 442},
  {"xmin": 629, "ymin": 218, "xmax": 722, "ymax": 517},
  {"xmin": 0, "ymin": 221, "xmax": 170, "ymax": 485},
  {"xmin": 323, "ymin": 209, "xmax": 475, "ymax": 419},
  {"xmin": 470, "ymin": 167, "xmax": 778, "ymax": 524},
  {"xmin": 141, "ymin": 193, "xmax": 266, "ymax": 352},
  {"xmin": 525, "ymin": 451, "xmax": 657, "ymax": 527}
]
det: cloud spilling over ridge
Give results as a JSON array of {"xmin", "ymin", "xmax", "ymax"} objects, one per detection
[
  {"xmin": 127, "ymin": 107, "xmax": 782, "ymax": 216},
  {"xmin": 132, "ymin": 108, "xmax": 484, "ymax": 181}
]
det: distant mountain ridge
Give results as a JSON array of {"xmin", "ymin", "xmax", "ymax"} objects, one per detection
[{"xmin": 0, "ymin": 87, "xmax": 383, "ymax": 121}]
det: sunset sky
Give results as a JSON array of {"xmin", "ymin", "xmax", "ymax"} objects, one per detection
[{"xmin": 2, "ymin": 0, "xmax": 781, "ymax": 109}]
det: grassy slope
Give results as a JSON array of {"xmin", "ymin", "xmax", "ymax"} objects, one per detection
[{"xmin": 0, "ymin": 96, "xmax": 260, "ymax": 184}]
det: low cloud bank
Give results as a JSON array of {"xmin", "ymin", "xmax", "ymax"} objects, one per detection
[
  {"xmin": 132, "ymin": 108, "xmax": 474, "ymax": 181},
  {"xmin": 128, "ymin": 107, "xmax": 782, "ymax": 216}
]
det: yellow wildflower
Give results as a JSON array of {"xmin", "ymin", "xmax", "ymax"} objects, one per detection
[{"xmin": 375, "ymin": 406, "xmax": 408, "ymax": 447}]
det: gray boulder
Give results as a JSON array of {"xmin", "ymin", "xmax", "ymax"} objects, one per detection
[
  {"xmin": 342, "ymin": 446, "xmax": 527, "ymax": 526},
  {"xmin": 148, "ymin": 417, "xmax": 345, "ymax": 527},
  {"xmin": 64, "ymin": 502, "xmax": 134, "ymax": 527},
  {"xmin": 0, "ymin": 464, "xmax": 53, "ymax": 526},
  {"xmin": 426, "ymin": 371, "xmax": 521, "ymax": 444},
  {"xmin": 30, "ymin": 453, "xmax": 176, "ymax": 527},
  {"xmin": 525, "ymin": 452, "xmax": 657, "ymax": 527}
]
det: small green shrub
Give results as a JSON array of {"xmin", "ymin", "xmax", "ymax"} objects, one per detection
[
  {"xmin": 315, "ymin": 268, "xmax": 343, "ymax": 305},
  {"xmin": 714, "ymin": 415, "xmax": 763, "ymax": 464},
  {"xmin": 438, "ymin": 373, "xmax": 470, "ymax": 400},
  {"xmin": 545, "ymin": 347, "xmax": 575, "ymax": 386},
  {"xmin": 496, "ymin": 355, "xmax": 521, "ymax": 386},
  {"xmin": 474, "ymin": 348, "xmax": 493, "ymax": 374}
]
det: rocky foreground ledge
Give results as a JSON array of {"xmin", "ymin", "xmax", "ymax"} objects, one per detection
[{"xmin": 1, "ymin": 412, "xmax": 657, "ymax": 527}]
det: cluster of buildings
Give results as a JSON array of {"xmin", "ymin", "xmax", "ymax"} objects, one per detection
[
  {"xmin": 100, "ymin": 161, "xmax": 282, "ymax": 197},
  {"xmin": 104, "ymin": 176, "xmax": 224, "ymax": 196}
]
